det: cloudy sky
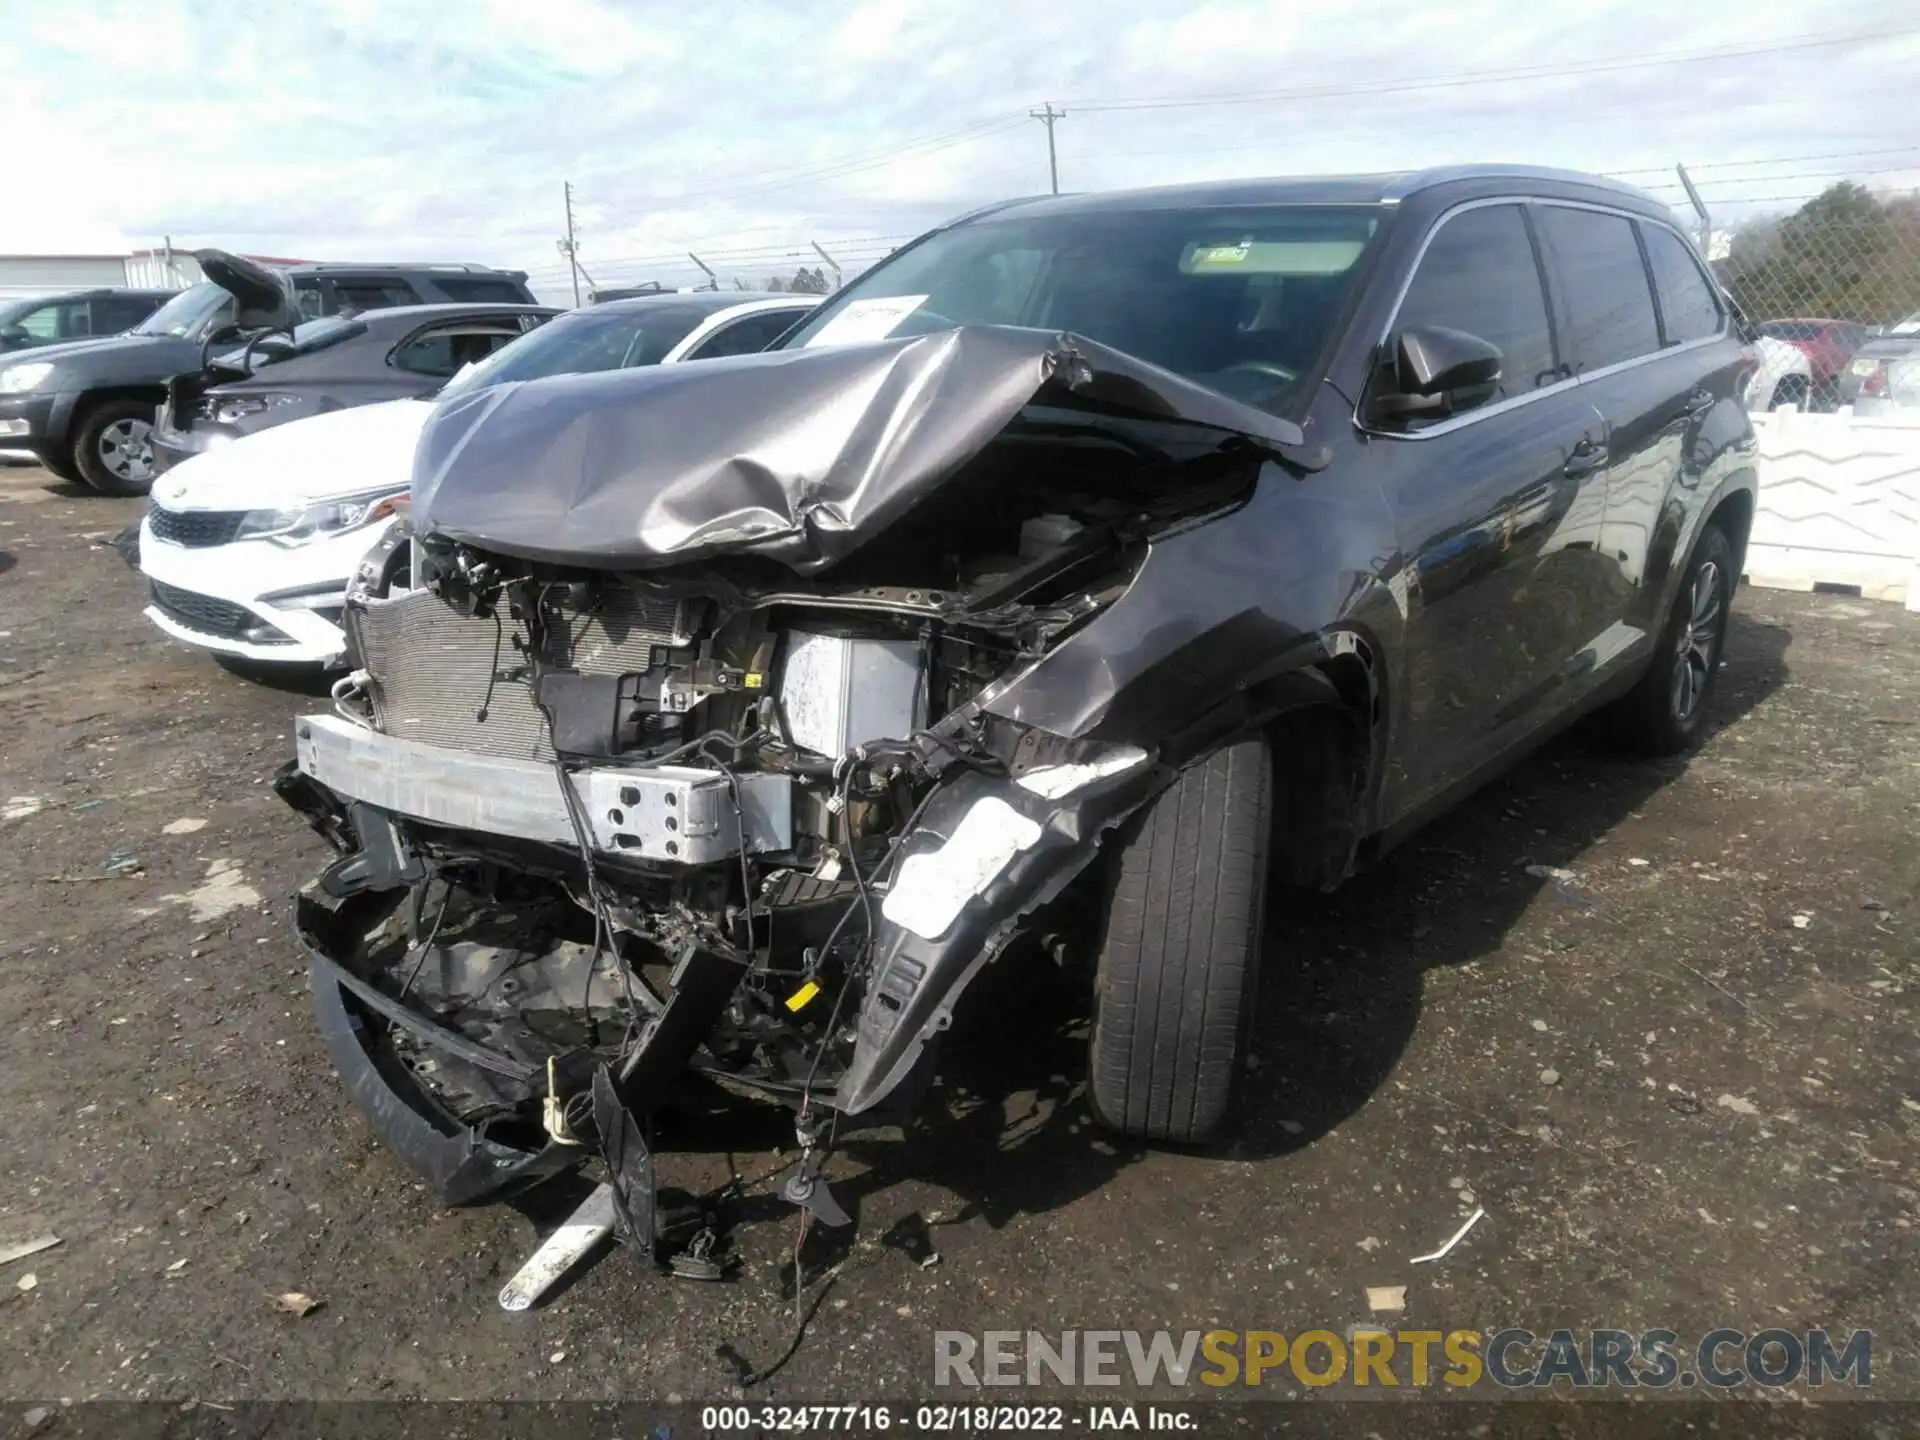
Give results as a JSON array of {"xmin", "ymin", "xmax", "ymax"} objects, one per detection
[{"xmin": 8, "ymin": 0, "xmax": 1918, "ymax": 304}]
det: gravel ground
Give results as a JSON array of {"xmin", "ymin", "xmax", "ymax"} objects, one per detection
[{"xmin": 0, "ymin": 461, "xmax": 1915, "ymax": 1423}]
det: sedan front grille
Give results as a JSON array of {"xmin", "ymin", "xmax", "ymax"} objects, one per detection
[
  {"xmin": 350, "ymin": 588, "xmax": 688, "ymax": 760},
  {"xmin": 150, "ymin": 580, "xmax": 289, "ymax": 643},
  {"xmin": 148, "ymin": 507, "xmax": 245, "ymax": 548}
]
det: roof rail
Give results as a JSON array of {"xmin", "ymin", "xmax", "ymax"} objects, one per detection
[{"xmin": 1384, "ymin": 164, "xmax": 1660, "ymax": 205}]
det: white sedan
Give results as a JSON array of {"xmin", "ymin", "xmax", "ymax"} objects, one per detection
[
  {"xmin": 140, "ymin": 293, "xmax": 818, "ymax": 669},
  {"xmin": 1745, "ymin": 333, "xmax": 1815, "ymax": 413}
]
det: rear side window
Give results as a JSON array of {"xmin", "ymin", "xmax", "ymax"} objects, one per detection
[
  {"xmin": 1641, "ymin": 226, "xmax": 1722, "ymax": 346},
  {"xmin": 1396, "ymin": 204, "xmax": 1558, "ymax": 402},
  {"xmin": 434, "ymin": 278, "xmax": 532, "ymax": 304},
  {"xmin": 391, "ymin": 321, "xmax": 523, "ymax": 377},
  {"xmin": 1536, "ymin": 207, "xmax": 1660, "ymax": 371},
  {"xmin": 330, "ymin": 278, "xmax": 422, "ymax": 313},
  {"xmin": 686, "ymin": 309, "xmax": 810, "ymax": 360}
]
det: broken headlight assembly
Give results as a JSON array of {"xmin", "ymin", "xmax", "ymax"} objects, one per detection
[{"xmin": 200, "ymin": 392, "xmax": 300, "ymax": 425}]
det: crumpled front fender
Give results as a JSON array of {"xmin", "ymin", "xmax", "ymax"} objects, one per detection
[{"xmin": 837, "ymin": 748, "xmax": 1160, "ymax": 1114}]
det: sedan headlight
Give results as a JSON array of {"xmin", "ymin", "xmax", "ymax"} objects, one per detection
[
  {"xmin": 0, "ymin": 362, "xmax": 55, "ymax": 394},
  {"xmin": 235, "ymin": 490, "xmax": 409, "ymax": 546}
]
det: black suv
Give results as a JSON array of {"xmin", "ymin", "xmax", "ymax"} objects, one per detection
[
  {"xmin": 277, "ymin": 167, "xmax": 1757, "ymax": 1243},
  {"xmin": 0, "ymin": 289, "xmax": 178, "ymax": 354},
  {"xmin": 0, "ymin": 252, "xmax": 536, "ymax": 494}
]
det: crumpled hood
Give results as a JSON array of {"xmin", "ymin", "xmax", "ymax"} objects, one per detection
[
  {"xmin": 153, "ymin": 398, "xmax": 433, "ymax": 511},
  {"xmin": 411, "ymin": 325, "xmax": 1306, "ymax": 574}
]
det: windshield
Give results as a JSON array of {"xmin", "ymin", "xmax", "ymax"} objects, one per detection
[
  {"xmin": 435, "ymin": 302, "xmax": 718, "ymax": 402},
  {"xmin": 222, "ymin": 315, "xmax": 366, "ymax": 368},
  {"xmin": 784, "ymin": 203, "xmax": 1386, "ymax": 411},
  {"xmin": 133, "ymin": 281, "xmax": 234, "ymax": 339}
]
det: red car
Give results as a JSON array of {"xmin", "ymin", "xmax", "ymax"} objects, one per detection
[{"xmin": 1758, "ymin": 318, "xmax": 1873, "ymax": 404}]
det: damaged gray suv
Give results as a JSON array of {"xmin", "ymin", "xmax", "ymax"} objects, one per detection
[{"xmin": 278, "ymin": 167, "xmax": 1757, "ymax": 1272}]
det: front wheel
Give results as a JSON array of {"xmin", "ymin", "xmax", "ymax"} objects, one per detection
[
  {"xmin": 1605, "ymin": 525, "xmax": 1734, "ymax": 755},
  {"xmin": 73, "ymin": 400, "xmax": 159, "ymax": 495},
  {"xmin": 1087, "ymin": 737, "xmax": 1271, "ymax": 1144}
]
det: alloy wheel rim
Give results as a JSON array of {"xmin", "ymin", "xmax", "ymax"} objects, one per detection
[
  {"xmin": 99, "ymin": 418, "xmax": 154, "ymax": 482},
  {"xmin": 1670, "ymin": 559, "xmax": 1722, "ymax": 722}
]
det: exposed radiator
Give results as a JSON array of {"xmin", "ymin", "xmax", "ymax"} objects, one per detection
[{"xmin": 350, "ymin": 588, "xmax": 688, "ymax": 760}]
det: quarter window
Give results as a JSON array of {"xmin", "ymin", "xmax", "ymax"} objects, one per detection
[
  {"xmin": 1536, "ymin": 206, "xmax": 1660, "ymax": 371},
  {"xmin": 686, "ymin": 309, "xmax": 811, "ymax": 360},
  {"xmin": 1641, "ymin": 225, "xmax": 1721, "ymax": 346},
  {"xmin": 1395, "ymin": 204, "xmax": 1558, "ymax": 403}
]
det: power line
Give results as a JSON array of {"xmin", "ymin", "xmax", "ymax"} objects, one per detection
[
  {"xmin": 572, "ymin": 113, "xmax": 1030, "ymax": 218},
  {"xmin": 520, "ymin": 232, "xmax": 918, "ymax": 277},
  {"xmin": 1059, "ymin": 25, "xmax": 1919, "ymax": 114},
  {"xmin": 1608, "ymin": 146, "xmax": 1920, "ymax": 179}
]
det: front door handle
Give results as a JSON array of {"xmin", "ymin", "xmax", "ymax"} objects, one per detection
[{"xmin": 1563, "ymin": 438, "xmax": 1607, "ymax": 479}]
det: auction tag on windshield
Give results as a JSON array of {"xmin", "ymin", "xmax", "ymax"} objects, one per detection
[{"xmin": 803, "ymin": 295, "xmax": 928, "ymax": 348}]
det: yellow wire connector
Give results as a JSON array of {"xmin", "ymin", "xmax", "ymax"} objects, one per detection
[{"xmin": 785, "ymin": 981, "xmax": 821, "ymax": 1013}]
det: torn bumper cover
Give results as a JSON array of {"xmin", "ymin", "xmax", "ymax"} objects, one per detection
[{"xmin": 276, "ymin": 323, "xmax": 1330, "ymax": 1216}]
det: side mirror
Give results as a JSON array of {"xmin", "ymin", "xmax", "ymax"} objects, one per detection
[
  {"xmin": 0, "ymin": 324, "xmax": 29, "ymax": 346},
  {"xmin": 1372, "ymin": 325, "xmax": 1502, "ymax": 422}
]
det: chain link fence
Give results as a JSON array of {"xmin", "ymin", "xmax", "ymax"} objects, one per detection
[{"xmin": 1713, "ymin": 183, "xmax": 1920, "ymax": 328}]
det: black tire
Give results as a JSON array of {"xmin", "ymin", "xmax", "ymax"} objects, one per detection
[
  {"xmin": 1088, "ymin": 736, "xmax": 1271, "ymax": 1143},
  {"xmin": 72, "ymin": 399, "xmax": 159, "ymax": 495},
  {"xmin": 38, "ymin": 448, "xmax": 83, "ymax": 485},
  {"xmin": 1605, "ymin": 525, "xmax": 1734, "ymax": 755}
]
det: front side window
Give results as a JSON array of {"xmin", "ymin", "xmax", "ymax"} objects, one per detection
[
  {"xmin": 782, "ymin": 204, "xmax": 1386, "ymax": 413},
  {"xmin": 1394, "ymin": 203, "xmax": 1558, "ymax": 403},
  {"xmin": 1537, "ymin": 206, "xmax": 1660, "ymax": 371},
  {"xmin": 294, "ymin": 279, "xmax": 324, "ymax": 320},
  {"xmin": 93, "ymin": 296, "xmax": 163, "ymax": 333},
  {"xmin": 1641, "ymin": 225, "xmax": 1722, "ymax": 346},
  {"xmin": 12, "ymin": 302, "xmax": 66, "ymax": 339}
]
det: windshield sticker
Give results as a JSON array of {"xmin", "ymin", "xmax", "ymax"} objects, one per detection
[
  {"xmin": 803, "ymin": 295, "xmax": 929, "ymax": 348},
  {"xmin": 1195, "ymin": 240, "xmax": 1253, "ymax": 267}
]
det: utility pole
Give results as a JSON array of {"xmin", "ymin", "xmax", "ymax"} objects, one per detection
[
  {"xmin": 562, "ymin": 181, "xmax": 582, "ymax": 307},
  {"xmin": 810, "ymin": 241, "xmax": 842, "ymax": 290},
  {"xmin": 1674, "ymin": 162, "xmax": 1712, "ymax": 257},
  {"xmin": 1030, "ymin": 104, "xmax": 1064, "ymax": 195}
]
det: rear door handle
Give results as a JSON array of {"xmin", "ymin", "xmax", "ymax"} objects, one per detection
[{"xmin": 1563, "ymin": 439, "xmax": 1607, "ymax": 479}]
